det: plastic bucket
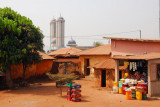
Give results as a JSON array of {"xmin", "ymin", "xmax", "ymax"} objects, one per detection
[
  {"xmin": 136, "ymin": 91, "xmax": 142, "ymax": 100},
  {"xmin": 119, "ymin": 87, "xmax": 122, "ymax": 94},
  {"xmin": 132, "ymin": 91, "xmax": 136, "ymax": 99},
  {"xmin": 122, "ymin": 84, "xmax": 128, "ymax": 95},
  {"xmin": 126, "ymin": 91, "xmax": 132, "ymax": 100},
  {"xmin": 142, "ymin": 94, "xmax": 147, "ymax": 100},
  {"xmin": 113, "ymin": 86, "xmax": 118, "ymax": 94}
]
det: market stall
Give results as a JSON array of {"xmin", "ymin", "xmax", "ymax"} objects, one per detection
[
  {"xmin": 113, "ymin": 60, "xmax": 148, "ymax": 100},
  {"xmin": 113, "ymin": 52, "xmax": 160, "ymax": 97}
]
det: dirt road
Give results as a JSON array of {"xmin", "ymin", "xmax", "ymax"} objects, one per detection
[{"xmin": 0, "ymin": 78, "xmax": 160, "ymax": 107}]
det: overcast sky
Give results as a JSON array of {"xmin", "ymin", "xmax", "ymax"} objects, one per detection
[{"xmin": 0, "ymin": 0, "xmax": 159, "ymax": 51}]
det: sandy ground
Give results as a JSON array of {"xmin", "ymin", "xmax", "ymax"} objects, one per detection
[{"xmin": 0, "ymin": 77, "xmax": 160, "ymax": 107}]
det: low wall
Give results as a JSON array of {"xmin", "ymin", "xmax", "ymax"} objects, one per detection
[{"xmin": 11, "ymin": 60, "xmax": 53, "ymax": 79}]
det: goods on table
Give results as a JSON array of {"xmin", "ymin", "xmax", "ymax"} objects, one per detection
[{"xmin": 113, "ymin": 79, "xmax": 148, "ymax": 101}]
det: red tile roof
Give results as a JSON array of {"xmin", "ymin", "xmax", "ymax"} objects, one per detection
[
  {"xmin": 89, "ymin": 59, "xmax": 127, "ymax": 70},
  {"xmin": 75, "ymin": 44, "xmax": 111, "ymax": 55},
  {"xmin": 38, "ymin": 51, "xmax": 54, "ymax": 60},
  {"xmin": 48, "ymin": 47, "xmax": 82, "ymax": 56}
]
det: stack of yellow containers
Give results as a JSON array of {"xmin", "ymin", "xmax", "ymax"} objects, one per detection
[{"xmin": 113, "ymin": 82, "xmax": 118, "ymax": 94}]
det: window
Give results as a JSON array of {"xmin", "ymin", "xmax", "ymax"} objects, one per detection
[{"xmin": 157, "ymin": 64, "xmax": 160, "ymax": 81}]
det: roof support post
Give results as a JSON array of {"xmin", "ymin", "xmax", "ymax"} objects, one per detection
[
  {"xmin": 115, "ymin": 59, "xmax": 119, "ymax": 82},
  {"xmin": 147, "ymin": 61, "xmax": 151, "ymax": 96}
]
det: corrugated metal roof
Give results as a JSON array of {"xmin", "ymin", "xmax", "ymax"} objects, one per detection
[
  {"xmin": 48, "ymin": 47, "xmax": 81, "ymax": 56},
  {"xmin": 112, "ymin": 52, "xmax": 160, "ymax": 60},
  {"xmin": 103, "ymin": 37, "xmax": 160, "ymax": 42},
  {"xmin": 89, "ymin": 59, "xmax": 127, "ymax": 70},
  {"xmin": 75, "ymin": 44, "xmax": 111, "ymax": 55},
  {"xmin": 38, "ymin": 51, "xmax": 54, "ymax": 60}
]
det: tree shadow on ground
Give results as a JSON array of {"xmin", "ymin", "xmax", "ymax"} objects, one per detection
[{"xmin": 3, "ymin": 82, "xmax": 68, "ymax": 96}]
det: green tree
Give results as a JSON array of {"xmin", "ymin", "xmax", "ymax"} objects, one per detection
[
  {"xmin": 0, "ymin": 16, "xmax": 22, "ymax": 88},
  {"xmin": 93, "ymin": 41, "xmax": 103, "ymax": 46},
  {"xmin": 0, "ymin": 7, "xmax": 44, "ymax": 88},
  {"xmin": 46, "ymin": 73, "xmax": 78, "ymax": 96}
]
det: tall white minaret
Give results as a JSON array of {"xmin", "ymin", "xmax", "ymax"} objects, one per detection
[
  {"xmin": 56, "ymin": 15, "xmax": 65, "ymax": 47},
  {"xmin": 50, "ymin": 17, "xmax": 57, "ymax": 48}
]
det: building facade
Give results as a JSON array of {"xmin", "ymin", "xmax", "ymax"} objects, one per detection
[{"xmin": 50, "ymin": 16, "xmax": 65, "ymax": 50}]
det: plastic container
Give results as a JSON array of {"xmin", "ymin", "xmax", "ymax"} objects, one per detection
[
  {"xmin": 126, "ymin": 91, "xmax": 132, "ymax": 100},
  {"xmin": 71, "ymin": 89, "xmax": 81, "ymax": 93},
  {"xmin": 132, "ymin": 91, "xmax": 136, "ymax": 99},
  {"xmin": 113, "ymin": 82, "xmax": 118, "ymax": 86},
  {"xmin": 113, "ymin": 86, "xmax": 118, "ymax": 94},
  {"xmin": 67, "ymin": 83, "xmax": 73, "ymax": 87},
  {"xmin": 136, "ymin": 91, "xmax": 142, "ymax": 100},
  {"xmin": 142, "ymin": 94, "xmax": 147, "ymax": 100},
  {"xmin": 72, "ymin": 84, "xmax": 81, "ymax": 89},
  {"xmin": 119, "ymin": 87, "xmax": 122, "ymax": 94},
  {"xmin": 122, "ymin": 84, "xmax": 128, "ymax": 95},
  {"xmin": 71, "ymin": 98, "xmax": 81, "ymax": 102},
  {"xmin": 67, "ymin": 96, "xmax": 71, "ymax": 101},
  {"xmin": 71, "ymin": 94, "xmax": 81, "ymax": 98},
  {"xmin": 119, "ymin": 81, "xmax": 123, "ymax": 87}
]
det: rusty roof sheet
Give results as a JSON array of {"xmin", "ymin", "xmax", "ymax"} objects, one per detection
[
  {"xmin": 103, "ymin": 37, "xmax": 160, "ymax": 42},
  {"xmin": 38, "ymin": 51, "xmax": 54, "ymax": 60},
  {"xmin": 112, "ymin": 52, "xmax": 160, "ymax": 60},
  {"xmin": 48, "ymin": 47, "xmax": 81, "ymax": 56},
  {"xmin": 89, "ymin": 59, "xmax": 127, "ymax": 70},
  {"xmin": 75, "ymin": 44, "xmax": 111, "ymax": 55}
]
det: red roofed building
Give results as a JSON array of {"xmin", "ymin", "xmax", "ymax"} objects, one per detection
[{"xmin": 76, "ymin": 44, "xmax": 111, "ymax": 76}]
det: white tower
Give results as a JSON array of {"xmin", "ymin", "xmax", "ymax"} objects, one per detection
[
  {"xmin": 56, "ymin": 15, "xmax": 65, "ymax": 47},
  {"xmin": 50, "ymin": 17, "xmax": 56, "ymax": 47}
]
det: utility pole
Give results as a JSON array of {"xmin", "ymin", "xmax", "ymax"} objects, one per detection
[{"xmin": 159, "ymin": 0, "xmax": 160, "ymax": 38}]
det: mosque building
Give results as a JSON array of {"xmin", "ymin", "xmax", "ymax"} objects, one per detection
[
  {"xmin": 50, "ymin": 16, "xmax": 93, "ymax": 51},
  {"xmin": 50, "ymin": 15, "xmax": 65, "ymax": 50}
]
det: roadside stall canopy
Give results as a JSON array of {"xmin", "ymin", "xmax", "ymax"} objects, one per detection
[
  {"xmin": 89, "ymin": 59, "xmax": 127, "ymax": 70},
  {"xmin": 112, "ymin": 52, "xmax": 160, "ymax": 60}
]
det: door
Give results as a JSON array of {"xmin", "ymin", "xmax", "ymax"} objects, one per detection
[
  {"xmin": 101, "ymin": 70, "xmax": 106, "ymax": 87},
  {"xmin": 85, "ymin": 58, "xmax": 90, "ymax": 76}
]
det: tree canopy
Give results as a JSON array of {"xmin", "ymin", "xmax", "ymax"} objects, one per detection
[
  {"xmin": 0, "ymin": 7, "xmax": 44, "ymax": 88},
  {"xmin": 93, "ymin": 41, "xmax": 103, "ymax": 46}
]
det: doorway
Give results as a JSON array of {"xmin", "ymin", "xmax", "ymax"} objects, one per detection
[
  {"xmin": 119, "ymin": 70, "xmax": 122, "ymax": 79},
  {"xmin": 85, "ymin": 58, "xmax": 90, "ymax": 76},
  {"xmin": 101, "ymin": 70, "xmax": 106, "ymax": 87}
]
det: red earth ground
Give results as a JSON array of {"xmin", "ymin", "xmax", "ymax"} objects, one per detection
[{"xmin": 0, "ymin": 77, "xmax": 160, "ymax": 107}]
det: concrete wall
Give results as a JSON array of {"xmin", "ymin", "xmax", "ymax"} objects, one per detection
[
  {"xmin": 111, "ymin": 40, "xmax": 160, "ymax": 54},
  {"xmin": 11, "ymin": 60, "xmax": 53, "ymax": 79},
  {"xmin": 56, "ymin": 58, "xmax": 81, "ymax": 74},
  {"xmin": 94, "ymin": 69, "xmax": 115, "ymax": 88},
  {"xmin": 79, "ymin": 55, "xmax": 110, "ymax": 76},
  {"xmin": 148, "ymin": 59, "xmax": 160, "ymax": 96}
]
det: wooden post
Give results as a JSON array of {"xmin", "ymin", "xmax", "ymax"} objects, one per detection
[
  {"xmin": 147, "ymin": 61, "xmax": 151, "ymax": 96},
  {"xmin": 115, "ymin": 60, "xmax": 119, "ymax": 82}
]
